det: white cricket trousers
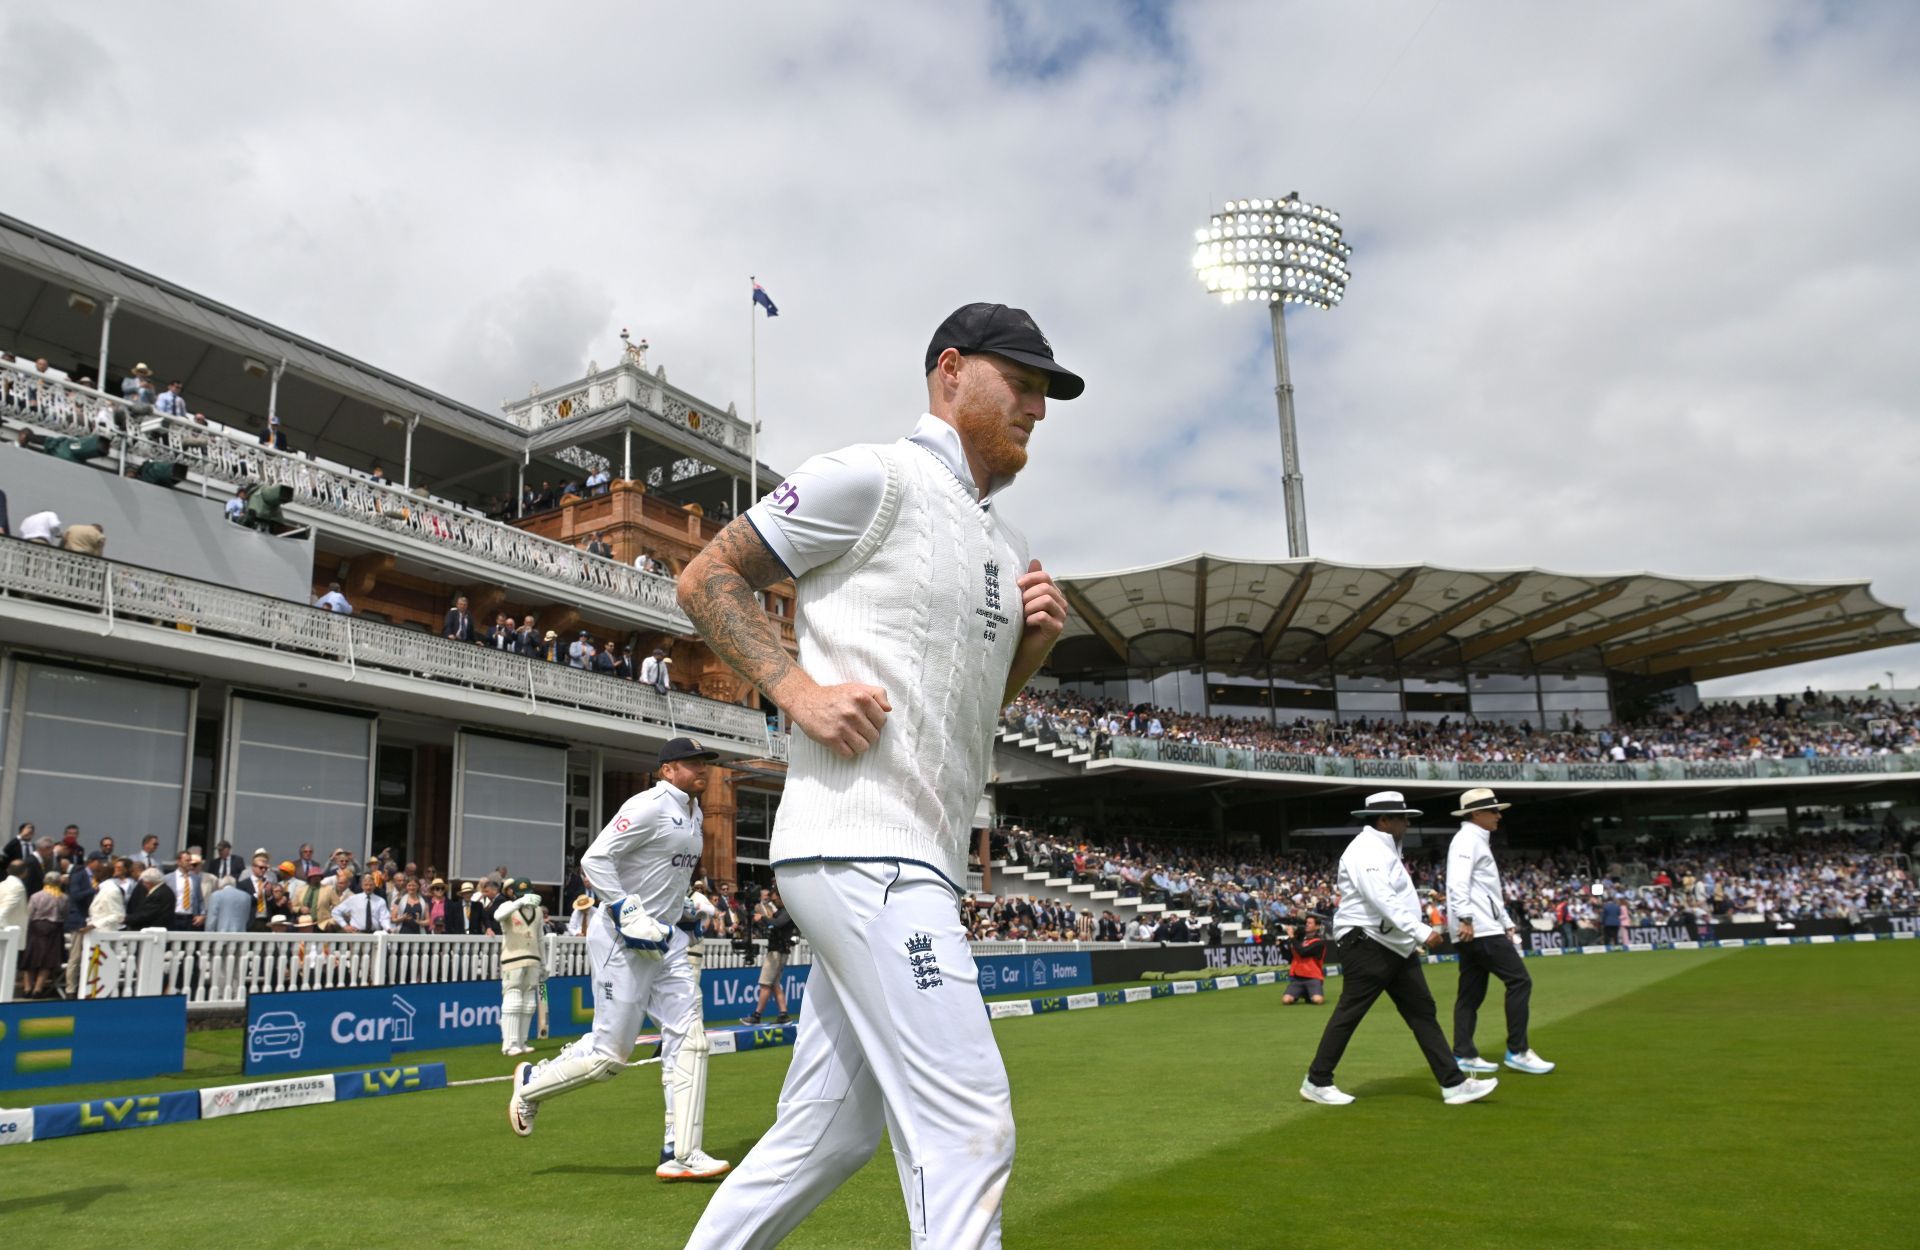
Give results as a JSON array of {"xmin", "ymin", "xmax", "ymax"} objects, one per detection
[{"xmin": 685, "ymin": 860, "xmax": 1014, "ymax": 1250}]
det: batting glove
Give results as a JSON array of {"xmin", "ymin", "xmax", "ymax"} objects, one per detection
[{"xmin": 611, "ymin": 897, "xmax": 669, "ymax": 957}]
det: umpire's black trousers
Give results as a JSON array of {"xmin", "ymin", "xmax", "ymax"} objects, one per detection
[
  {"xmin": 1452, "ymin": 934, "xmax": 1532, "ymax": 1058},
  {"xmin": 1307, "ymin": 931, "xmax": 1463, "ymax": 1088}
]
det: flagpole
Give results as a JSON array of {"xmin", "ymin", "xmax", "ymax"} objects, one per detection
[{"xmin": 749, "ymin": 275, "xmax": 759, "ymax": 508}]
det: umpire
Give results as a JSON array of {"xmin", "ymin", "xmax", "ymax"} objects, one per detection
[
  {"xmin": 1446, "ymin": 788, "xmax": 1556, "ymax": 1075},
  {"xmin": 1300, "ymin": 792, "xmax": 1498, "ymax": 1106}
]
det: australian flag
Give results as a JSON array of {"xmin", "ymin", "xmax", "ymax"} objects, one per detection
[{"xmin": 752, "ymin": 279, "xmax": 779, "ymax": 317}]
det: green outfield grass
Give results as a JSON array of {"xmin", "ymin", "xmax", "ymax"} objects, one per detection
[{"xmin": 6, "ymin": 943, "xmax": 1918, "ymax": 1248}]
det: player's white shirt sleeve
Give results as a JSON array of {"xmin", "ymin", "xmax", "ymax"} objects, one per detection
[{"xmin": 742, "ymin": 445, "xmax": 889, "ymax": 579}]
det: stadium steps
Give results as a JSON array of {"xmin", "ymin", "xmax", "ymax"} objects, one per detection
[
  {"xmin": 1018, "ymin": 736, "xmax": 1041, "ymax": 748},
  {"xmin": 1067, "ymin": 883, "xmax": 1094, "ymax": 895},
  {"xmin": 1067, "ymin": 752, "xmax": 1091, "ymax": 764},
  {"xmin": 1135, "ymin": 901, "xmax": 1166, "ymax": 915},
  {"xmin": 1090, "ymin": 889, "xmax": 1118, "ymax": 900},
  {"xmin": 1045, "ymin": 877, "xmax": 1070, "ymax": 887}
]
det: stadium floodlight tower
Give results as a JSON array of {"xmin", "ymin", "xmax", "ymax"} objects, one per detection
[{"xmin": 1191, "ymin": 192, "xmax": 1351, "ymax": 558}]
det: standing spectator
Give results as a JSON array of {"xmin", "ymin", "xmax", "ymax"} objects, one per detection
[
  {"xmin": 1, "ymin": 822, "xmax": 33, "ymax": 866},
  {"xmin": 207, "ymin": 841, "xmax": 244, "ymax": 880},
  {"xmin": 471, "ymin": 880, "xmax": 502, "ymax": 934},
  {"xmin": 586, "ymin": 531, "xmax": 612, "ymax": 557},
  {"xmin": 0, "ymin": 862, "xmax": 27, "ymax": 997},
  {"xmin": 640, "ymin": 647, "xmax": 671, "ymax": 694},
  {"xmin": 126, "ymin": 867, "xmax": 175, "ymax": 930},
  {"xmin": 154, "ymin": 380, "xmax": 189, "ymax": 418},
  {"xmin": 314, "ymin": 867, "xmax": 352, "ymax": 933},
  {"xmin": 293, "ymin": 843, "xmax": 321, "ymax": 879},
  {"xmin": 61, "ymin": 521, "xmax": 106, "ymax": 557},
  {"xmin": 315, "ymin": 582, "xmax": 354, "ymax": 614},
  {"xmin": 333, "ymin": 873, "xmax": 390, "ymax": 933},
  {"xmin": 592, "ymin": 640, "xmax": 618, "ymax": 674},
  {"xmin": 23, "ymin": 876, "xmax": 66, "ymax": 997},
  {"xmin": 131, "ymin": 834, "xmax": 162, "ymax": 870},
  {"xmin": 1600, "ymin": 895, "xmax": 1622, "ymax": 947},
  {"xmin": 445, "ymin": 882, "xmax": 473, "ymax": 935},
  {"xmin": 489, "ymin": 613, "xmax": 516, "ymax": 650},
  {"xmin": 224, "ymin": 489, "xmax": 247, "ymax": 524},
  {"xmin": 391, "ymin": 877, "xmax": 429, "ymax": 933},
  {"xmin": 170, "ymin": 853, "xmax": 211, "ymax": 929},
  {"xmin": 20, "ymin": 836, "xmax": 56, "ymax": 896},
  {"xmin": 568, "ymin": 630, "xmax": 591, "ymax": 667},
  {"xmin": 514, "ymin": 615, "xmax": 541, "ymax": 655},
  {"xmin": 206, "ymin": 876, "xmax": 253, "ymax": 933},
  {"xmin": 427, "ymin": 879, "xmax": 449, "ymax": 932},
  {"xmin": 443, "ymin": 595, "xmax": 474, "ymax": 642}
]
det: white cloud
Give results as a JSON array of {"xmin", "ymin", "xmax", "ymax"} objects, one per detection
[{"xmin": 4, "ymin": 0, "xmax": 1916, "ymax": 696}]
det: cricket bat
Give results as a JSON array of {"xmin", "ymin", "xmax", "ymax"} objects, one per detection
[{"xmin": 536, "ymin": 973, "xmax": 550, "ymax": 1039}]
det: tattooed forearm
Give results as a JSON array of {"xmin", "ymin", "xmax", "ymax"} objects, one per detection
[{"xmin": 677, "ymin": 518, "xmax": 799, "ymax": 700}]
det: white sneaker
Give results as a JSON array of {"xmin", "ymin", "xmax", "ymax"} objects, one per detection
[
  {"xmin": 1298, "ymin": 1078, "xmax": 1355, "ymax": 1105},
  {"xmin": 1456, "ymin": 1056, "xmax": 1500, "ymax": 1075},
  {"xmin": 507, "ymin": 1062, "xmax": 538, "ymax": 1137},
  {"xmin": 1505, "ymin": 1048, "xmax": 1556, "ymax": 1074},
  {"xmin": 1442, "ymin": 1076, "xmax": 1498, "ymax": 1105},
  {"xmin": 656, "ymin": 1148, "xmax": 732, "ymax": 1181}
]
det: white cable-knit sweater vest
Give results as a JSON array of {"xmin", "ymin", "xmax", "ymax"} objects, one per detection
[{"xmin": 770, "ymin": 438, "xmax": 1027, "ymax": 886}]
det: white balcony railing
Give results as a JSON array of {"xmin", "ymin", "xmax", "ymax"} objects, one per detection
[
  {"xmin": 0, "ymin": 358, "xmax": 686, "ymax": 626},
  {"xmin": 77, "ymin": 928, "xmax": 816, "ymax": 1013},
  {"xmin": 0, "ymin": 537, "xmax": 780, "ymax": 751}
]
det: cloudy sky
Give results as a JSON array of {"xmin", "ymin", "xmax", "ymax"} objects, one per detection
[{"xmin": 6, "ymin": 1, "xmax": 1917, "ymax": 696}]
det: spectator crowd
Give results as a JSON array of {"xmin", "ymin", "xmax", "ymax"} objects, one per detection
[
  {"xmin": 1007, "ymin": 686, "xmax": 1920, "ymax": 766},
  {"xmin": 979, "ymin": 818, "xmax": 1917, "ymax": 948}
]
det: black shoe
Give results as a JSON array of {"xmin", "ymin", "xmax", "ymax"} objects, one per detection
[
  {"xmin": 741, "ymin": 1013, "xmax": 761, "ymax": 1025},
  {"xmin": 775, "ymin": 1013, "xmax": 790, "ymax": 1025}
]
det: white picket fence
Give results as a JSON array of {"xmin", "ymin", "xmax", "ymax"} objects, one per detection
[{"xmin": 74, "ymin": 929, "xmax": 815, "ymax": 1014}]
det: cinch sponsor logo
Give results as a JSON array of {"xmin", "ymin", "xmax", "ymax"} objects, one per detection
[
  {"xmin": 0, "ymin": 1014, "xmax": 75, "ymax": 1075},
  {"xmin": 359, "ymin": 1067, "xmax": 422, "ymax": 1094},
  {"xmin": 670, "ymin": 853, "xmax": 701, "ymax": 867},
  {"xmin": 79, "ymin": 1095, "xmax": 160, "ymax": 1128}
]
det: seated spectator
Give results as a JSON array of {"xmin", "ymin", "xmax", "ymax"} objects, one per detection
[
  {"xmin": 369, "ymin": 463, "xmax": 388, "ymax": 484},
  {"xmin": 225, "ymin": 488, "xmax": 247, "ymax": 524},
  {"xmin": 314, "ymin": 582, "xmax": 354, "ymax": 614},
  {"xmin": 120, "ymin": 363, "xmax": 156, "ymax": 406}
]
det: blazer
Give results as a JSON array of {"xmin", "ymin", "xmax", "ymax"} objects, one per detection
[
  {"xmin": 127, "ymin": 882, "xmax": 178, "ymax": 930},
  {"xmin": 443, "ymin": 608, "xmax": 474, "ymax": 642}
]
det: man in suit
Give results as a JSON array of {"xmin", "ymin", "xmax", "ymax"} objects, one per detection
[
  {"xmin": 445, "ymin": 883, "xmax": 473, "ymax": 935},
  {"xmin": 313, "ymin": 867, "xmax": 353, "ymax": 933},
  {"xmin": 208, "ymin": 841, "xmax": 246, "ymax": 880},
  {"xmin": 293, "ymin": 843, "xmax": 321, "ymax": 879},
  {"xmin": 169, "ymin": 854, "xmax": 212, "ymax": 930},
  {"xmin": 126, "ymin": 868, "xmax": 177, "ymax": 930},
  {"xmin": 206, "ymin": 876, "xmax": 254, "ymax": 933},
  {"xmin": 2, "ymin": 822, "xmax": 34, "ymax": 866},
  {"xmin": 514, "ymin": 615, "xmax": 541, "ymax": 656},
  {"xmin": 20, "ymin": 836, "xmax": 55, "ymax": 897},
  {"xmin": 443, "ymin": 594, "xmax": 475, "ymax": 643}
]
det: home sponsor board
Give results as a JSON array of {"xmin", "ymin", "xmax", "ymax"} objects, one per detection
[
  {"xmin": 0, "ymin": 996, "xmax": 187, "ymax": 1091},
  {"xmin": 244, "ymin": 971, "xmax": 812, "ymax": 1075}
]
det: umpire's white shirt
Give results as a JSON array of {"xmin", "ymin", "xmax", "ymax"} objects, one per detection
[
  {"xmin": 580, "ymin": 780, "xmax": 703, "ymax": 923},
  {"xmin": 1330, "ymin": 826, "xmax": 1433, "ymax": 957},
  {"xmin": 745, "ymin": 414, "xmax": 1026, "ymax": 887},
  {"xmin": 1445, "ymin": 822, "xmax": 1514, "ymax": 939}
]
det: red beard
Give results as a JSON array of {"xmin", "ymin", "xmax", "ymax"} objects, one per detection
[{"xmin": 955, "ymin": 392, "xmax": 1028, "ymax": 480}]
